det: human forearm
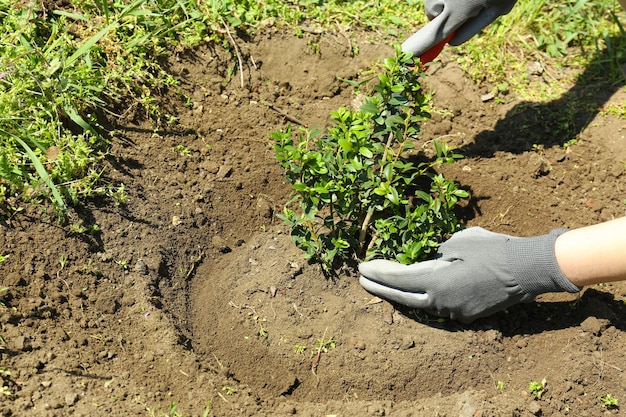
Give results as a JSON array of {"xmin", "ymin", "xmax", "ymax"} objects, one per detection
[{"xmin": 555, "ymin": 217, "xmax": 626, "ymax": 287}]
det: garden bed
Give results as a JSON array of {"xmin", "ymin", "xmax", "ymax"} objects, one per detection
[{"xmin": 2, "ymin": 30, "xmax": 626, "ymax": 416}]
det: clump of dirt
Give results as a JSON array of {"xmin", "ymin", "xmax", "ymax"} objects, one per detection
[{"xmin": 2, "ymin": 29, "xmax": 626, "ymax": 417}]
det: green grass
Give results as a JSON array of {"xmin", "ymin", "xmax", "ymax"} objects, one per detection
[
  {"xmin": 0, "ymin": 0, "xmax": 428, "ymax": 217},
  {"xmin": 456, "ymin": 0, "xmax": 626, "ymax": 99},
  {"xmin": 1, "ymin": 0, "xmax": 626, "ymax": 217}
]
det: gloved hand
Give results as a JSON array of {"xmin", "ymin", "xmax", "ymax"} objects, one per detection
[
  {"xmin": 359, "ymin": 227, "xmax": 581, "ymax": 323},
  {"xmin": 402, "ymin": 0, "xmax": 518, "ymax": 57}
]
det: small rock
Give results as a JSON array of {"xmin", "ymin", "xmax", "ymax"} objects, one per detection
[
  {"xmin": 351, "ymin": 337, "xmax": 366, "ymax": 351},
  {"xmin": 216, "ymin": 165, "xmax": 232, "ymax": 179},
  {"xmin": 65, "ymin": 392, "xmax": 79, "ymax": 406},
  {"xmin": 134, "ymin": 260, "xmax": 148, "ymax": 275},
  {"xmin": 255, "ymin": 198, "xmax": 273, "ymax": 219},
  {"xmin": 4, "ymin": 273, "xmax": 26, "ymax": 286},
  {"xmin": 172, "ymin": 215, "xmax": 183, "ymax": 226},
  {"xmin": 581, "ymin": 316, "xmax": 605, "ymax": 336},
  {"xmin": 527, "ymin": 400, "xmax": 542, "ymax": 415},
  {"xmin": 527, "ymin": 61, "xmax": 544, "ymax": 76},
  {"xmin": 401, "ymin": 337, "xmax": 415, "ymax": 350},
  {"xmin": 480, "ymin": 92, "xmax": 495, "ymax": 102},
  {"xmin": 12, "ymin": 335, "xmax": 31, "ymax": 352},
  {"xmin": 611, "ymin": 163, "xmax": 624, "ymax": 178},
  {"xmin": 529, "ymin": 154, "xmax": 551, "ymax": 178}
]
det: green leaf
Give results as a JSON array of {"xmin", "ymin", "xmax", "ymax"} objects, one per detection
[
  {"xmin": 415, "ymin": 191, "xmax": 431, "ymax": 202},
  {"xmin": 359, "ymin": 147, "xmax": 373, "ymax": 158},
  {"xmin": 66, "ymin": 21, "xmax": 117, "ymax": 68},
  {"xmin": 360, "ymin": 102, "xmax": 379, "ymax": 114},
  {"xmin": 382, "ymin": 163, "xmax": 393, "ymax": 181},
  {"xmin": 4, "ymin": 130, "xmax": 66, "ymax": 211},
  {"xmin": 373, "ymin": 184, "xmax": 388, "ymax": 196},
  {"xmin": 387, "ymin": 186, "xmax": 400, "ymax": 205},
  {"xmin": 338, "ymin": 138, "xmax": 353, "ymax": 151}
]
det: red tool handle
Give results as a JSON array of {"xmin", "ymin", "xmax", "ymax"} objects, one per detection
[{"xmin": 419, "ymin": 32, "xmax": 455, "ymax": 67}]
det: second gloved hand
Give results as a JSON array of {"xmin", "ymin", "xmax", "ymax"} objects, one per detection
[
  {"xmin": 402, "ymin": 0, "xmax": 517, "ymax": 57},
  {"xmin": 359, "ymin": 227, "xmax": 581, "ymax": 322}
]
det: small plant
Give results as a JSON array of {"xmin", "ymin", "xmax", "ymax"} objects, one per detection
[
  {"xmin": 273, "ymin": 46, "xmax": 466, "ymax": 271},
  {"xmin": 221, "ymin": 386, "xmax": 236, "ymax": 396},
  {"xmin": 599, "ymin": 393, "xmax": 619, "ymax": 408},
  {"xmin": 528, "ymin": 378, "xmax": 547, "ymax": 399},
  {"xmin": 294, "ymin": 344, "xmax": 307, "ymax": 354},
  {"xmin": 314, "ymin": 337, "xmax": 336, "ymax": 353},
  {"xmin": 59, "ymin": 255, "xmax": 68, "ymax": 270},
  {"xmin": 69, "ymin": 223, "xmax": 99, "ymax": 235},
  {"xmin": 148, "ymin": 401, "xmax": 211, "ymax": 417},
  {"xmin": 173, "ymin": 144, "xmax": 191, "ymax": 156},
  {"xmin": 109, "ymin": 184, "xmax": 128, "ymax": 205},
  {"xmin": 259, "ymin": 327, "xmax": 268, "ymax": 338},
  {"xmin": 116, "ymin": 260, "xmax": 128, "ymax": 270},
  {"xmin": 495, "ymin": 380, "xmax": 505, "ymax": 392},
  {"xmin": 312, "ymin": 330, "xmax": 335, "ymax": 375},
  {"xmin": 0, "ymin": 368, "xmax": 12, "ymax": 397}
]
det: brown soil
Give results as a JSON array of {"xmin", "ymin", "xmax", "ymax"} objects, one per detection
[{"xmin": 2, "ymin": 29, "xmax": 626, "ymax": 417}]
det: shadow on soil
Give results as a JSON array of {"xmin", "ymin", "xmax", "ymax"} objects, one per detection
[
  {"xmin": 394, "ymin": 287, "xmax": 626, "ymax": 335},
  {"xmin": 461, "ymin": 34, "xmax": 626, "ymax": 157}
]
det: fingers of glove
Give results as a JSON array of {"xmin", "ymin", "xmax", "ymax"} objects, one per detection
[
  {"xmin": 449, "ymin": 3, "xmax": 515, "ymax": 45},
  {"xmin": 358, "ymin": 259, "xmax": 449, "ymax": 292},
  {"xmin": 402, "ymin": 14, "xmax": 453, "ymax": 57},
  {"xmin": 359, "ymin": 276, "xmax": 430, "ymax": 310}
]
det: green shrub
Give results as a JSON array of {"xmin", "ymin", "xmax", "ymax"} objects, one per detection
[{"xmin": 273, "ymin": 46, "xmax": 467, "ymax": 271}]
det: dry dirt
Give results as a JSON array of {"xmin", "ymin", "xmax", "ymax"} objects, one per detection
[{"xmin": 2, "ymin": 28, "xmax": 626, "ymax": 417}]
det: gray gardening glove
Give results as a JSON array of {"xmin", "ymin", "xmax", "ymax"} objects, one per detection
[
  {"xmin": 359, "ymin": 227, "xmax": 581, "ymax": 323},
  {"xmin": 402, "ymin": 0, "xmax": 518, "ymax": 57}
]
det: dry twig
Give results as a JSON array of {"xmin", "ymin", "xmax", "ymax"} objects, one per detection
[{"xmin": 219, "ymin": 17, "xmax": 244, "ymax": 88}]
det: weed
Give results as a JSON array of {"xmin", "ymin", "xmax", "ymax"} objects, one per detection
[
  {"xmin": 598, "ymin": 393, "xmax": 619, "ymax": 408},
  {"xmin": 0, "ymin": 254, "xmax": 9, "ymax": 263},
  {"xmin": 562, "ymin": 138, "xmax": 578, "ymax": 149},
  {"xmin": 274, "ymin": 46, "xmax": 466, "ymax": 271},
  {"xmin": 259, "ymin": 327, "xmax": 268, "ymax": 338},
  {"xmin": 109, "ymin": 183, "xmax": 128, "ymax": 205},
  {"xmin": 495, "ymin": 380, "xmax": 505, "ymax": 392},
  {"xmin": 222, "ymin": 386, "xmax": 237, "ymax": 395},
  {"xmin": 116, "ymin": 260, "xmax": 128, "ymax": 270},
  {"xmin": 173, "ymin": 144, "xmax": 191, "ymax": 156},
  {"xmin": 312, "ymin": 329, "xmax": 335, "ymax": 375},
  {"xmin": 82, "ymin": 260, "xmax": 101, "ymax": 277},
  {"xmin": 0, "ymin": 367, "xmax": 12, "ymax": 397},
  {"xmin": 528, "ymin": 378, "xmax": 547, "ymax": 399},
  {"xmin": 146, "ymin": 400, "xmax": 211, "ymax": 417},
  {"xmin": 314, "ymin": 337, "xmax": 336, "ymax": 353},
  {"xmin": 294, "ymin": 344, "xmax": 307, "ymax": 354},
  {"xmin": 69, "ymin": 222, "xmax": 99, "ymax": 235},
  {"xmin": 59, "ymin": 255, "xmax": 68, "ymax": 270}
]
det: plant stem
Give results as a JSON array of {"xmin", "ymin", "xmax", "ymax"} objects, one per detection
[
  {"xmin": 359, "ymin": 206, "xmax": 375, "ymax": 255},
  {"xmin": 360, "ymin": 131, "xmax": 395, "ymax": 254},
  {"xmin": 311, "ymin": 328, "xmax": 328, "ymax": 375}
]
